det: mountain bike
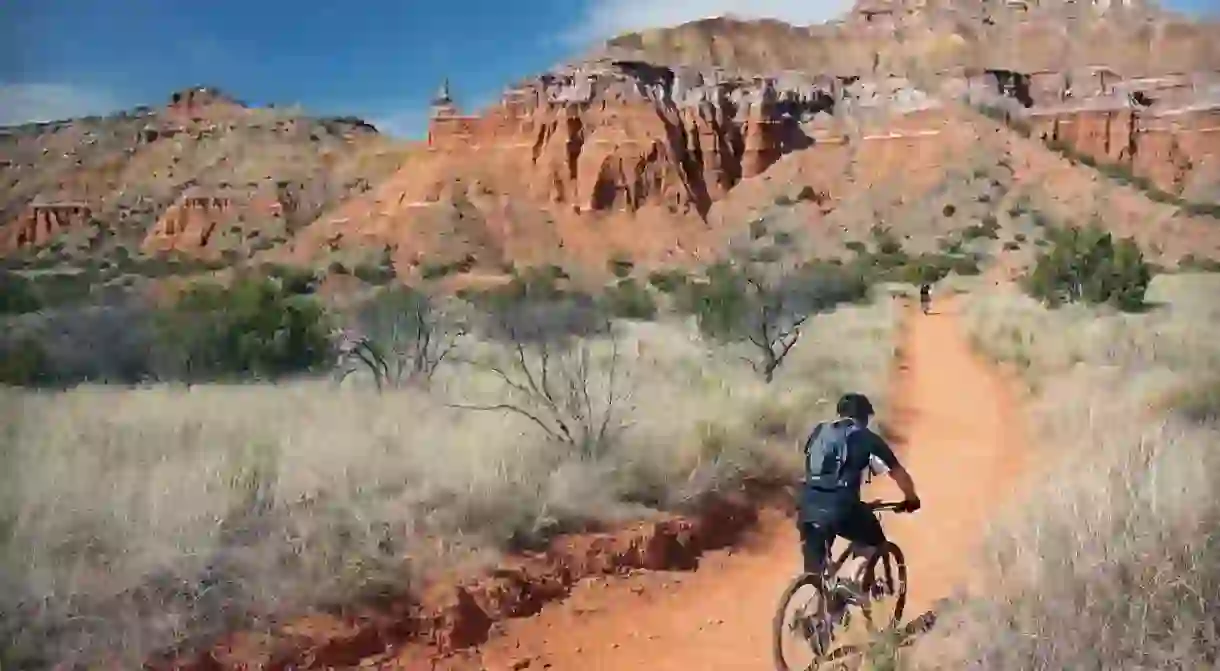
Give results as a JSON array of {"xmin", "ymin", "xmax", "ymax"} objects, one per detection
[{"xmin": 772, "ymin": 501, "xmax": 911, "ymax": 671}]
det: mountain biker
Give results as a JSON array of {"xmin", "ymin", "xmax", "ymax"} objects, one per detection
[
  {"xmin": 797, "ymin": 393, "xmax": 921, "ymax": 598},
  {"xmin": 919, "ymin": 282, "xmax": 931, "ymax": 314}
]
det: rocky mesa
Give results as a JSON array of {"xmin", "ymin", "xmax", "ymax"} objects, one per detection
[
  {"xmin": 292, "ymin": 0, "xmax": 1220, "ymax": 275},
  {"xmin": 0, "ymin": 87, "xmax": 405, "ymax": 263},
  {"xmin": 3, "ymin": 0, "xmax": 1220, "ymax": 282}
]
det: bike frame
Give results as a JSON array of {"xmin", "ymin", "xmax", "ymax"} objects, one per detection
[{"xmin": 815, "ymin": 501, "xmax": 905, "ymax": 590}]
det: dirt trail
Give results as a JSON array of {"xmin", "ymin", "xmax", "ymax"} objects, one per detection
[{"xmin": 392, "ymin": 299, "xmax": 1030, "ymax": 670}]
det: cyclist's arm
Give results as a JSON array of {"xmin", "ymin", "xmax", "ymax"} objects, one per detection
[
  {"xmin": 888, "ymin": 464, "xmax": 920, "ymax": 503},
  {"xmin": 870, "ymin": 434, "xmax": 920, "ymax": 503}
]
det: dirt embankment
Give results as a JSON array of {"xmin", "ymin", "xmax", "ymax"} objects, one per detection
[
  {"xmin": 155, "ymin": 297, "xmax": 1032, "ymax": 670},
  {"xmin": 151, "ymin": 489, "xmax": 781, "ymax": 671}
]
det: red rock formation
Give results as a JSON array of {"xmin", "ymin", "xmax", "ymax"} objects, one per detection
[
  {"xmin": 422, "ymin": 62, "xmax": 834, "ymax": 217},
  {"xmin": 0, "ymin": 202, "xmax": 92, "ymax": 253},
  {"xmin": 1028, "ymin": 106, "xmax": 1220, "ymax": 195},
  {"xmin": 293, "ymin": 62, "xmax": 877, "ymax": 271},
  {"xmin": 142, "ymin": 192, "xmax": 235, "ymax": 254}
]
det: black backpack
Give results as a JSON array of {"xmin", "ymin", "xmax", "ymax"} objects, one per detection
[{"xmin": 802, "ymin": 418, "xmax": 861, "ymax": 491}]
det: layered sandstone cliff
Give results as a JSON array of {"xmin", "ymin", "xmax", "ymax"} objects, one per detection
[
  {"xmin": 295, "ymin": 60, "xmax": 934, "ymax": 270},
  {"xmin": 599, "ymin": 1, "xmax": 1220, "ymax": 77},
  {"xmin": 426, "ymin": 61, "xmax": 845, "ymax": 214},
  {"xmin": 0, "ymin": 201, "xmax": 93, "ymax": 253},
  {"xmin": 0, "ymin": 87, "xmax": 400, "ymax": 260}
]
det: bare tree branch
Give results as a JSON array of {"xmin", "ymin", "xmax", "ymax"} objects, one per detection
[
  {"xmin": 338, "ymin": 288, "xmax": 467, "ymax": 390},
  {"xmin": 453, "ymin": 305, "xmax": 631, "ymax": 457}
]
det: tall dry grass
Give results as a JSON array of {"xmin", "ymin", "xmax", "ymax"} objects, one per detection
[
  {"xmin": 0, "ymin": 299, "xmax": 900, "ymax": 669},
  {"xmin": 912, "ymin": 273, "xmax": 1220, "ymax": 669}
]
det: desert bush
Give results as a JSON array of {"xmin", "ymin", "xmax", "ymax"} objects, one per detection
[
  {"xmin": 647, "ymin": 268, "xmax": 688, "ymax": 294},
  {"xmin": 1023, "ymin": 223, "xmax": 1153, "ymax": 311},
  {"xmin": 452, "ymin": 312, "xmax": 631, "ymax": 459},
  {"xmin": 352, "ymin": 262, "xmax": 397, "ymax": 285},
  {"xmin": 157, "ymin": 277, "xmax": 334, "ymax": 381},
  {"xmin": 0, "ymin": 271, "xmax": 40, "ymax": 315},
  {"xmin": 1181, "ymin": 201, "xmax": 1220, "ymax": 218},
  {"xmin": 601, "ymin": 277, "xmax": 658, "ymax": 321},
  {"xmin": 0, "ymin": 299, "xmax": 162, "ymax": 386},
  {"xmin": 607, "ymin": 257, "xmax": 635, "ymax": 279},
  {"xmin": 259, "ymin": 264, "xmax": 321, "ymax": 294},
  {"xmin": 421, "ymin": 256, "xmax": 474, "ymax": 280},
  {"xmin": 0, "ymin": 336, "xmax": 52, "ymax": 387},
  {"xmin": 962, "ymin": 219, "xmax": 1000, "ymax": 241},
  {"xmin": 685, "ymin": 258, "xmax": 870, "ymax": 382},
  {"xmin": 915, "ymin": 274, "xmax": 1220, "ymax": 669},
  {"xmin": 337, "ymin": 286, "xmax": 468, "ymax": 389},
  {"xmin": 1178, "ymin": 254, "xmax": 1220, "ymax": 273}
]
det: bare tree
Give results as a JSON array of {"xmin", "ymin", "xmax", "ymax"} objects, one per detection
[
  {"xmin": 695, "ymin": 217, "xmax": 870, "ymax": 382},
  {"xmin": 451, "ymin": 299, "xmax": 632, "ymax": 458},
  {"xmin": 334, "ymin": 287, "xmax": 466, "ymax": 390}
]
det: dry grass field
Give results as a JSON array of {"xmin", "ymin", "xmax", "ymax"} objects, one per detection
[{"xmin": 0, "ymin": 298, "xmax": 901, "ymax": 669}]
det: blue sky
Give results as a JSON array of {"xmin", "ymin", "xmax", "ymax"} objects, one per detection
[{"xmin": 2, "ymin": 0, "xmax": 1216, "ymax": 137}]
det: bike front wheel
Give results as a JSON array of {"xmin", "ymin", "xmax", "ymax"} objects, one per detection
[
  {"xmin": 861, "ymin": 542, "xmax": 909, "ymax": 632},
  {"xmin": 772, "ymin": 573, "xmax": 831, "ymax": 671}
]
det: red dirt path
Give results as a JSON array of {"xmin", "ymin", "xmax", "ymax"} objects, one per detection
[{"xmin": 372, "ymin": 298, "xmax": 1032, "ymax": 670}]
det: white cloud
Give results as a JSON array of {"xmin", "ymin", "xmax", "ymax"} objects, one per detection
[
  {"xmin": 0, "ymin": 83, "xmax": 125, "ymax": 126},
  {"xmin": 565, "ymin": 0, "xmax": 855, "ymax": 46}
]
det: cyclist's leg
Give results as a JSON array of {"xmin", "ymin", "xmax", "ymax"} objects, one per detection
[
  {"xmin": 837, "ymin": 506, "xmax": 887, "ymax": 590},
  {"xmin": 798, "ymin": 521, "xmax": 834, "ymax": 576}
]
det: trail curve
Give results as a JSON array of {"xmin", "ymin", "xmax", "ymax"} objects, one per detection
[{"xmin": 387, "ymin": 298, "xmax": 1031, "ymax": 670}]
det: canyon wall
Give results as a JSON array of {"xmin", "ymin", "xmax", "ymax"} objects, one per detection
[{"xmin": 1025, "ymin": 90, "xmax": 1220, "ymax": 196}]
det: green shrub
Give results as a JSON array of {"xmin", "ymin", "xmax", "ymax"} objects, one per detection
[
  {"xmin": 18, "ymin": 272, "xmax": 96, "ymax": 308},
  {"xmin": 682, "ymin": 259, "xmax": 870, "ymax": 381},
  {"xmin": 157, "ymin": 277, "xmax": 334, "ymax": 381},
  {"xmin": 0, "ymin": 336, "xmax": 52, "ymax": 386},
  {"xmin": 963, "ymin": 220, "xmax": 1000, "ymax": 241},
  {"xmin": 937, "ymin": 237, "xmax": 964, "ymax": 254},
  {"xmin": 795, "ymin": 186, "xmax": 823, "ymax": 202},
  {"xmin": 608, "ymin": 257, "xmax": 635, "ymax": 279},
  {"xmin": 1181, "ymin": 201, "xmax": 1220, "ymax": 218},
  {"xmin": 421, "ymin": 256, "xmax": 475, "ymax": 280},
  {"xmin": 352, "ymin": 263, "xmax": 397, "ymax": 285},
  {"xmin": 1166, "ymin": 377, "xmax": 1220, "ymax": 423},
  {"xmin": 647, "ymin": 269, "xmax": 688, "ymax": 293},
  {"xmin": 0, "ymin": 271, "xmax": 41, "ymax": 315},
  {"xmin": 1023, "ymin": 224, "xmax": 1153, "ymax": 311},
  {"xmin": 683, "ymin": 262, "xmax": 750, "ymax": 339},
  {"xmin": 602, "ymin": 278, "xmax": 657, "ymax": 320},
  {"xmin": 464, "ymin": 265, "xmax": 587, "ymax": 318}
]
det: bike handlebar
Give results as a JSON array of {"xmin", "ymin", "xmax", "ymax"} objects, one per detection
[{"xmin": 864, "ymin": 500, "xmax": 916, "ymax": 513}]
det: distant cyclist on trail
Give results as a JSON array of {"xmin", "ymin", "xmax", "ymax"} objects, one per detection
[
  {"xmin": 797, "ymin": 393, "xmax": 922, "ymax": 599},
  {"xmin": 919, "ymin": 282, "xmax": 932, "ymax": 314}
]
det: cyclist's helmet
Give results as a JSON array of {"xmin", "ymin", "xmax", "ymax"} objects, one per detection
[{"xmin": 836, "ymin": 392, "xmax": 875, "ymax": 420}]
